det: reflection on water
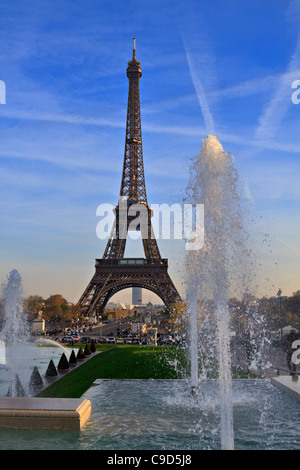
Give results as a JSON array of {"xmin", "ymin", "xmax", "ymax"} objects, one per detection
[
  {"xmin": 0, "ymin": 341, "xmax": 70, "ymax": 396},
  {"xmin": 0, "ymin": 379, "xmax": 298, "ymax": 450}
]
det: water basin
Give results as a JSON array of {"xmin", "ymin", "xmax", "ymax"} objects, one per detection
[{"xmin": 0, "ymin": 379, "xmax": 298, "ymax": 450}]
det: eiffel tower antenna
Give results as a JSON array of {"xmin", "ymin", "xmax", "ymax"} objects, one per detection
[
  {"xmin": 133, "ymin": 37, "xmax": 136, "ymax": 58},
  {"xmin": 78, "ymin": 39, "xmax": 181, "ymax": 316}
]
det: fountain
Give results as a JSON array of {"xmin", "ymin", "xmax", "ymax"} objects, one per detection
[
  {"xmin": 0, "ymin": 269, "xmax": 30, "ymax": 396},
  {"xmin": 0, "ymin": 269, "xmax": 91, "ymax": 429},
  {"xmin": 185, "ymin": 134, "xmax": 255, "ymax": 449},
  {"xmin": 0, "ymin": 270, "xmax": 66, "ymax": 395}
]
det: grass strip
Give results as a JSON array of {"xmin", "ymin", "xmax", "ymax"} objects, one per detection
[
  {"xmin": 38, "ymin": 346, "xmax": 185, "ymax": 398},
  {"xmin": 38, "ymin": 345, "xmax": 255, "ymax": 399}
]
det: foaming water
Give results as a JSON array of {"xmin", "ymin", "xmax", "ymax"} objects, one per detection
[
  {"xmin": 0, "ymin": 270, "xmax": 30, "ymax": 396},
  {"xmin": 185, "ymin": 135, "xmax": 253, "ymax": 449},
  {"xmin": 1, "ymin": 270, "xmax": 29, "ymax": 345},
  {"xmin": 0, "ymin": 270, "xmax": 70, "ymax": 396}
]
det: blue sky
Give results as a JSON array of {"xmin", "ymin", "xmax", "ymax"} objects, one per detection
[{"xmin": 0, "ymin": 0, "xmax": 299, "ymax": 303}]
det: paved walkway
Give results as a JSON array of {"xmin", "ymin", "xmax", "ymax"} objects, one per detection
[{"xmin": 230, "ymin": 342, "xmax": 293, "ymax": 378}]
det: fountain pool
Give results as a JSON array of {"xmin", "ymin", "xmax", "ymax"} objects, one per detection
[
  {"xmin": 0, "ymin": 379, "xmax": 298, "ymax": 450},
  {"xmin": 0, "ymin": 269, "xmax": 71, "ymax": 396},
  {"xmin": 0, "ymin": 340, "xmax": 70, "ymax": 396}
]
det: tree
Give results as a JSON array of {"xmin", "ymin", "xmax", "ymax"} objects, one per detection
[
  {"xmin": 68, "ymin": 303, "xmax": 81, "ymax": 322},
  {"xmin": 23, "ymin": 295, "xmax": 44, "ymax": 320},
  {"xmin": 256, "ymin": 296, "xmax": 279, "ymax": 330},
  {"xmin": 284, "ymin": 291, "xmax": 300, "ymax": 329},
  {"xmin": 167, "ymin": 302, "xmax": 188, "ymax": 336},
  {"xmin": 43, "ymin": 294, "xmax": 69, "ymax": 323},
  {"xmin": 228, "ymin": 297, "xmax": 244, "ymax": 333}
]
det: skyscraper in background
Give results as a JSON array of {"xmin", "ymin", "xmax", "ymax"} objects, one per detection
[{"xmin": 132, "ymin": 287, "xmax": 142, "ymax": 305}]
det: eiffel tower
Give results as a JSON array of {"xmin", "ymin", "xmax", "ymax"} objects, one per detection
[{"xmin": 78, "ymin": 39, "xmax": 181, "ymax": 316}]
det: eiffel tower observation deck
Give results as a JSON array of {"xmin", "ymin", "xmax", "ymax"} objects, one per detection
[{"xmin": 78, "ymin": 39, "xmax": 181, "ymax": 316}]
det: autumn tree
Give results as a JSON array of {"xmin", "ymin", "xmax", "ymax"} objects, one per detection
[
  {"xmin": 23, "ymin": 295, "xmax": 44, "ymax": 321},
  {"xmin": 43, "ymin": 294, "xmax": 69, "ymax": 323},
  {"xmin": 68, "ymin": 303, "xmax": 81, "ymax": 322},
  {"xmin": 167, "ymin": 302, "xmax": 188, "ymax": 336}
]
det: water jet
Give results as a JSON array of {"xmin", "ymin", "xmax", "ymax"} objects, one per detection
[
  {"xmin": 0, "ymin": 270, "xmax": 91, "ymax": 430},
  {"xmin": 185, "ymin": 134, "xmax": 255, "ymax": 449}
]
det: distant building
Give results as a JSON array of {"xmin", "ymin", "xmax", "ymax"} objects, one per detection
[
  {"xmin": 31, "ymin": 318, "xmax": 45, "ymax": 334},
  {"xmin": 132, "ymin": 287, "xmax": 142, "ymax": 305}
]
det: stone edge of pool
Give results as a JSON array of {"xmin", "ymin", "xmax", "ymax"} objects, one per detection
[
  {"xmin": 270, "ymin": 375, "xmax": 300, "ymax": 402},
  {"xmin": 0, "ymin": 396, "xmax": 91, "ymax": 430}
]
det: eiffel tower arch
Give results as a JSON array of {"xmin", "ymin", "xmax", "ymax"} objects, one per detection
[{"xmin": 78, "ymin": 39, "xmax": 181, "ymax": 316}]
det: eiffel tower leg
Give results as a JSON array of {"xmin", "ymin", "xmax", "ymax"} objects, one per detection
[{"xmin": 78, "ymin": 260, "xmax": 181, "ymax": 317}]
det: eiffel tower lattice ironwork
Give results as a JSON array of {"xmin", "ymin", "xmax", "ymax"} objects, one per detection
[{"xmin": 78, "ymin": 39, "xmax": 181, "ymax": 316}]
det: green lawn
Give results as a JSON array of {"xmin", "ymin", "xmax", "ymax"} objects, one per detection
[
  {"xmin": 38, "ymin": 344, "xmax": 255, "ymax": 399},
  {"xmin": 38, "ymin": 345, "xmax": 187, "ymax": 398}
]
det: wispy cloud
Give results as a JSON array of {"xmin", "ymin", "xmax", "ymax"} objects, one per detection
[
  {"xmin": 254, "ymin": 34, "xmax": 300, "ymax": 141},
  {"xmin": 213, "ymin": 74, "xmax": 279, "ymax": 100},
  {"xmin": 0, "ymin": 107, "xmax": 124, "ymax": 129},
  {"xmin": 143, "ymin": 73, "xmax": 279, "ymax": 116},
  {"xmin": 183, "ymin": 41, "xmax": 216, "ymax": 134},
  {"xmin": 2, "ymin": 104, "xmax": 300, "ymax": 167}
]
